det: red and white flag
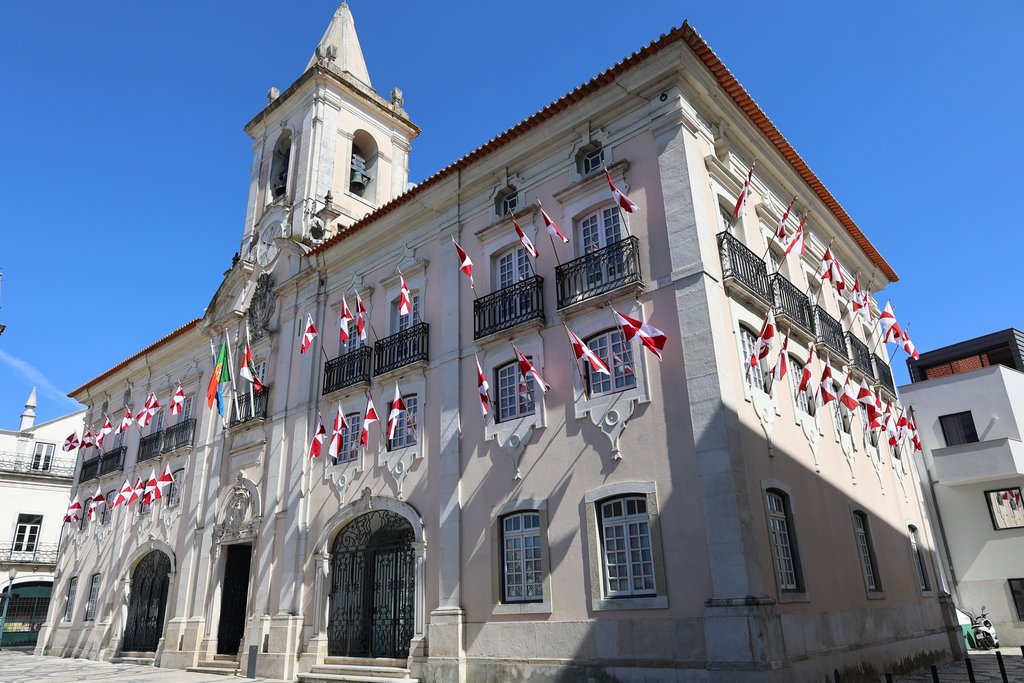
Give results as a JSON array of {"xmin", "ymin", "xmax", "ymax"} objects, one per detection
[
  {"xmin": 360, "ymin": 396, "xmax": 379, "ymax": 448},
  {"xmin": 773, "ymin": 196, "xmax": 796, "ymax": 246},
  {"xmin": 127, "ymin": 476, "xmax": 145, "ymax": 506},
  {"xmin": 143, "ymin": 468, "xmax": 160, "ymax": 504},
  {"xmin": 772, "ymin": 332, "xmax": 789, "ymax": 383},
  {"xmin": 157, "ymin": 464, "xmax": 174, "ymax": 498},
  {"xmin": 116, "ymin": 407, "xmax": 133, "ymax": 434},
  {"xmin": 613, "ymin": 308, "xmax": 667, "ymax": 361},
  {"xmin": 732, "ymin": 160, "xmax": 756, "ymax": 220},
  {"xmin": 612, "ymin": 355, "xmax": 635, "ymax": 376},
  {"xmin": 909, "ymin": 414, "xmax": 923, "ymax": 453},
  {"xmin": 816, "ymin": 362, "xmax": 837, "ymax": 408},
  {"xmin": 513, "ymin": 344, "xmax": 551, "ymax": 394},
  {"xmin": 338, "ymin": 297, "xmax": 353, "ymax": 344},
  {"xmin": 452, "ymin": 238, "xmax": 475, "ymax": 288},
  {"xmin": 900, "ymin": 327, "xmax": 920, "ymax": 360},
  {"xmin": 300, "ymin": 313, "xmax": 319, "ymax": 354},
  {"xmin": 565, "ymin": 325, "xmax": 610, "ymax": 375},
  {"xmin": 308, "ymin": 412, "xmax": 326, "ymax": 459},
  {"xmin": 857, "ymin": 380, "xmax": 881, "ymax": 429},
  {"xmin": 88, "ymin": 485, "xmax": 105, "ymax": 520},
  {"xmin": 329, "ymin": 406, "xmax": 348, "ymax": 460},
  {"xmin": 749, "ymin": 310, "xmax": 777, "ymax": 368},
  {"xmin": 387, "ymin": 384, "xmax": 408, "ymax": 440},
  {"xmin": 136, "ymin": 393, "xmax": 161, "ymax": 428},
  {"xmin": 62, "ymin": 432, "xmax": 79, "ymax": 452},
  {"xmin": 540, "ymin": 205, "xmax": 569, "ymax": 244},
  {"xmin": 839, "ymin": 375, "xmax": 860, "ymax": 411},
  {"xmin": 797, "ymin": 343, "xmax": 816, "ymax": 393},
  {"xmin": 112, "ymin": 479, "xmax": 132, "ymax": 508},
  {"xmin": 170, "ymin": 384, "xmax": 186, "ymax": 415},
  {"xmin": 239, "ymin": 336, "xmax": 264, "ymax": 391},
  {"xmin": 511, "ymin": 214, "xmax": 539, "ymax": 259},
  {"xmin": 895, "ymin": 409, "xmax": 910, "ymax": 444},
  {"xmin": 475, "ymin": 355, "xmax": 490, "ymax": 418},
  {"xmin": 355, "ymin": 291, "xmax": 368, "ymax": 341},
  {"xmin": 81, "ymin": 426, "xmax": 97, "ymax": 451},
  {"xmin": 605, "ymin": 168, "xmax": 639, "ymax": 213},
  {"xmin": 819, "ymin": 247, "xmax": 845, "ymax": 293},
  {"xmin": 64, "ymin": 494, "xmax": 82, "ymax": 523},
  {"xmin": 398, "ymin": 272, "xmax": 412, "ymax": 316},
  {"xmin": 879, "ymin": 301, "xmax": 902, "ymax": 343},
  {"xmin": 850, "ymin": 276, "xmax": 871, "ymax": 323},
  {"xmin": 884, "ymin": 404, "xmax": 899, "ymax": 447},
  {"xmin": 784, "ymin": 214, "xmax": 806, "ymax": 256}
]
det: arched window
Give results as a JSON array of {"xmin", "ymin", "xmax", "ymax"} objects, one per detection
[
  {"xmin": 269, "ymin": 131, "xmax": 292, "ymax": 200},
  {"xmin": 496, "ymin": 360, "xmax": 535, "ymax": 422},
  {"xmin": 787, "ymin": 355, "xmax": 813, "ymax": 415},
  {"xmin": 739, "ymin": 325, "xmax": 766, "ymax": 392},
  {"xmin": 908, "ymin": 525, "xmax": 930, "ymax": 592},
  {"xmin": 350, "ymin": 130, "xmax": 379, "ymax": 201},
  {"xmin": 765, "ymin": 490, "xmax": 802, "ymax": 591},
  {"xmin": 575, "ymin": 142, "xmax": 604, "ymax": 176},
  {"xmin": 495, "ymin": 186, "xmax": 518, "ymax": 217},
  {"xmin": 500, "ymin": 511, "xmax": 543, "ymax": 602},
  {"xmin": 852, "ymin": 511, "xmax": 881, "ymax": 592},
  {"xmin": 585, "ymin": 329, "xmax": 636, "ymax": 397}
]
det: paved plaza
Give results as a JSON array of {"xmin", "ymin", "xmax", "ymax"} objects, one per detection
[
  {"xmin": 894, "ymin": 649, "xmax": 1024, "ymax": 682},
  {"xmin": 0, "ymin": 651, "xmax": 285, "ymax": 683}
]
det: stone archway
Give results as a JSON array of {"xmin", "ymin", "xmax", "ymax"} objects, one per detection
[{"xmin": 122, "ymin": 550, "xmax": 171, "ymax": 653}]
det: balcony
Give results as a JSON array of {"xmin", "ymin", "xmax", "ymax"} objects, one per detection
[
  {"xmin": 99, "ymin": 446, "xmax": 125, "ymax": 476},
  {"xmin": 813, "ymin": 306, "xmax": 847, "ymax": 360},
  {"xmin": 0, "ymin": 543, "xmax": 59, "ymax": 567},
  {"xmin": 847, "ymin": 333, "xmax": 874, "ymax": 377},
  {"xmin": 474, "ymin": 276, "xmax": 544, "ymax": 340},
  {"xmin": 873, "ymin": 354, "xmax": 897, "ymax": 395},
  {"xmin": 770, "ymin": 274, "xmax": 814, "ymax": 336},
  {"xmin": 931, "ymin": 438, "xmax": 1024, "ymax": 486},
  {"xmin": 231, "ymin": 387, "xmax": 269, "ymax": 428},
  {"xmin": 323, "ymin": 346, "xmax": 373, "ymax": 395},
  {"xmin": 0, "ymin": 452, "xmax": 75, "ymax": 479},
  {"xmin": 717, "ymin": 231, "xmax": 771, "ymax": 306},
  {"xmin": 162, "ymin": 418, "xmax": 196, "ymax": 453},
  {"xmin": 374, "ymin": 322, "xmax": 429, "ymax": 376},
  {"xmin": 138, "ymin": 432, "xmax": 163, "ymax": 463},
  {"xmin": 80, "ymin": 455, "xmax": 100, "ymax": 481},
  {"xmin": 556, "ymin": 236, "xmax": 642, "ymax": 309}
]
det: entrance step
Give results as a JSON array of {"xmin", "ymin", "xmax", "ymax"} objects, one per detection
[
  {"xmin": 299, "ymin": 662, "xmax": 417, "ymax": 683},
  {"xmin": 213, "ymin": 653, "xmax": 240, "ymax": 662},
  {"xmin": 188, "ymin": 656, "xmax": 241, "ymax": 676},
  {"xmin": 112, "ymin": 651, "xmax": 156, "ymax": 665}
]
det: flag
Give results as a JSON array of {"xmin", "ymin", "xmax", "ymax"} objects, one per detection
[
  {"xmin": 64, "ymin": 494, "xmax": 82, "ymax": 523},
  {"xmin": 513, "ymin": 344, "xmax": 551, "ymax": 394},
  {"xmin": 143, "ymin": 468, "xmax": 159, "ymax": 504},
  {"xmin": 840, "ymin": 375, "xmax": 860, "ymax": 411},
  {"xmin": 819, "ymin": 247, "xmax": 845, "ymax": 293},
  {"xmin": 613, "ymin": 308, "xmax": 667, "ymax": 360},
  {"xmin": 785, "ymin": 214, "xmax": 806, "ymax": 256},
  {"xmin": 338, "ymin": 297, "xmax": 353, "ymax": 343},
  {"xmin": 97, "ymin": 416, "xmax": 114, "ymax": 447},
  {"xmin": 116, "ymin": 407, "xmax": 133, "ymax": 434},
  {"xmin": 605, "ymin": 168, "xmax": 639, "ymax": 213},
  {"xmin": 879, "ymin": 301, "xmax": 902, "ymax": 343},
  {"xmin": 900, "ymin": 327, "xmax": 920, "ymax": 360},
  {"xmin": 565, "ymin": 325, "xmax": 610, "ymax": 375},
  {"xmin": 62, "ymin": 432, "xmax": 79, "ymax": 452},
  {"xmin": 329, "ymin": 406, "xmax": 348, "ymax": 460},
  {"xmin": 170, "ymin": 384, "xmax": 186, "ymax": 415},
  {"xmin": 613, "ymin": 354, "xmax": 635, "ymax": 376},
  {"xmin": 732, "ymin": 160, "xmax": 755, "ymax": 219},
  {"xmin": 157, "ymin": 464, "xmax": 174, "ymax": 498},
  {"xmin": 239, "ymin": 336, "xmax": 264, "ymax": 391},
  {"xmin": 797, "ymin": 343, "xmax": 815, "ymax": 393},
  {"xmin": 816, "ymin": 362, "xmax": 836, "ymax": 408},
  {"xmin": 511, "ymin": 214, "xmax": 539, "ymax": 258},
  {"xmin": 207, "ymin": 339, "xmax": 229, "ymax": 413},
  {"xmin": 308, "ymin": 412, "xmax": 326, "ymax": 459},
  {"xmin": 749, "ymin": 310, "xmax": 777, "ymax": 368},
  {"xmin": 112, "ymin": 479, "xmax": 132, "ymax": 508},
  {"xmin": 909, "ymin": 414, "xmax": 923, "ymax": 453},
  {"xmin": 360, "ymin": 396, "xmax": 378, "ymax": 448},
  {"xmin": 355, "ymin": 291, "xmax": 367, "ymax": 341},
  {"xmin": 300, "ymin": 313, "xmax": 319, "ymax": 354},
  {"xmin": 773, "ymin": 196, "xmax": 796, "ymax": 246},
  {"xmin": 772, "ymin": 332, "xmax": 789, "ymax": 383},
  {"xmin": 387, "ymin": 384, "xmax": 408, "ymax": 440},
  {"xmin": 475, "ymin": 355, "xmax": 490, "ymax": 418},
  {"xmin": 81, "ymin": 426, "xmax": 96, "ymax": 451},
  {"xmin": 398, "ymin": 271, "xmax": 413, "ymax": 316},
  {"xmin": 850, "ymin": 276, "xmax": 871, "ymax": 324},
  {"xmin": 895, "ymin": 409, "xmax": 910, "ymax": 444},
  {"xmin": 857, "ymin": 381, "xmax": 881, "ymax": 429},
  {"xmin": 136, "ymin": 393, "xmax": 160, "ymax": 428},
  {"xmin": 127, "ymin": 477, "xmax": 145, "ymax": 505},
  {"xmin": 884, "ymin": 404, "xmax": 899, "ymax": 447},
  {"xmin": 452, "ymin": 238, "xmax": 475, "ymax": 288},
  {"xmin": 540, "ymin": 205, "xmax": 569, "ymax": 243},
  {"xmin": 87, "ymin": 485, "xmax": 104, "ymax": 520}
]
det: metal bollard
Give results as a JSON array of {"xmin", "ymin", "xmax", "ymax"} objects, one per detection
[
  {"xmin": 965, "ymin": 656, "xmax": 976, "ymax": 683},
  {"xmin": 930, "ymin": 664, "xmax": 939, "ymax": 683},
  {"xmin": 996, "ymin": 650, "xmax": 1008, "ymax": 683}
]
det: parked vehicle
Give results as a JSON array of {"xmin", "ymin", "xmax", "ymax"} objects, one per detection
[{"xmin": 958, "ymin": 606, "xmax": 999, "ymax": 650}]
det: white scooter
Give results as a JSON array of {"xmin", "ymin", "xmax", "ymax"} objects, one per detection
[{"xmin": 968, "ymin": 606, "xmax": 999, "ymax": 650}]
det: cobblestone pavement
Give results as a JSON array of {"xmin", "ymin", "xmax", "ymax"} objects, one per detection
[
  {"xmin": 0, "ymin": 650, "xmax": 286, "ymax": 683},
  {"xmin": 894, "ymin": 649, "xmax": 1024, "ymax": 682}
]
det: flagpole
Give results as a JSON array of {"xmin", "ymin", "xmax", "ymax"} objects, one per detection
[
  {"xmin": 759, "ymin": 196, "xmax": 796, "ymax": 265},
  {"xmin": 563, "ymin": 324, "xmax": 592, "ymax": 401},
  {"xmin": 209, "ymin": 339, "xmax": 226, "ymax": 428},
  {"xmin": 866, "ymin": 299, "xmax": 893, "ymax": 357},
  {"xmin": 224, "ymin": 329, "xmax": 241, "ymax": 421},
  {"xmin": 508, "ymin": 207, "xmax": 538, "ymax": 278},
  {"xmin": 888, "ymin": 322, "xmax": 909, "ymax": 365},
  {"xmin": 802, "ymin": 236, "xmax": 834, "ymax": 300},
  {"xmin": 607, "ymin": 306, "xmax": 636, "ymax": 378},
  {"xmin": 537, "ymin": 198, "xmax": 564, "ymax": 267},
  {"xmin": 245, "ymin": 320, "xmax": 257, "ymax": 415}
]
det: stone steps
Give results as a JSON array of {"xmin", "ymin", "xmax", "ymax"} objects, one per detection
[
  {"xmin": 112, "ymin": 651, "xmax": 156, "ymax": 666},
  {"xmin": 188, "ymin": 654, "xmax": 241, "ymax": 676},
  {"xmin": 298, "ymin": 662, "xmax": 416, "ymax": 683}
]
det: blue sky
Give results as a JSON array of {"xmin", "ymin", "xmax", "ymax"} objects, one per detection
[{"xmin": 1, "ymin": 1, "xmax": 1021, "ymax": 424}]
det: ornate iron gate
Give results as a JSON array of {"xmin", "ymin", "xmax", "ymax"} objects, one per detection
[
  {"xmin": 329, "ymin": 511, "xmax": 415, "ymax": 659},
  {"xmin": 122, "ymin": 551, "xmax": 170, "ymax": 652}
]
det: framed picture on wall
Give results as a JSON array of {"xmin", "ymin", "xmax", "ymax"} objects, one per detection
[{"xmin": 985, "ymin": 487, "xmax": 1024, "ymax": 530}]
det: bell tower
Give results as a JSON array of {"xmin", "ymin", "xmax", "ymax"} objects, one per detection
[{"xmin": 242, "ymin": 3, "xmax": 420, "ymax": 265}]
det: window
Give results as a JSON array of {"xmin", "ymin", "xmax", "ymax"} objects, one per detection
[
  {"xmin": 388, "ymin": 395, "xmax": 417, "ymax": 451},
  {"xmin": 153, "ymin": 405, "xmax": 165, "ymax": 434},
  {"xmin": 392, "ymin": 292, "xmax": 421, "ymax": 333},
  {"xmin": 501, "ymin": 512, "xmax": 543, "ymax": 602},
  {"xmin": 853, "ymin": 512, "xmax": 881, "ymax": 592},
  {"xmin": 831, "ymin": 381, "xmax": 847, "ymax": 435},
  {"xmin": 579, "ymin": 207, "xmax": 622, "ymax": 255},
  {"xmin": 765, "ymin": 491, "xmax": 802, "ymax": 591},
  {"xmin": 269, "ymin": 130, "xmax": 291, "ymax": 200},
  {"xmin": 496, "ymin": 361, "xmax": 535, "ymax": 422},
  {"xmin": 720, "ymin": 202, "xmax": 735, "ymax": 232},
  {"xmin": 577, "ymin": 144, "xmax": 604, "ymax": 176},
  {"xmin": 986, "ymin": 487, "xmax": 1024, "ymax": 530},
  {"xmin": 178, "ymin": 394, "xmax": 194, "ymax": 424},
  {"xmin": 598, "ymin": 495, "xmax": 656, "ymax": 597},
  {"xmin": 350, "ymin": 130, "xmax": 379, "ymax": 201},
  {"xmin": 908, "ymin": 525, "xmax": 930, "ymax": 592},
  {"xmin": 496, "ymin": 186, "xmax": 518, "ymax": 216},
  {"xmin": 79, "ymin": 501, "xmax": 90, "ymax": 531},
  {"xmin": 13, "ymin": 514, "xmax": 42, "ymax": 552},
  {"xmin": 495, "ymin": 245, "xmax": 531, "ymax": 290},
  {"xmin": 139, "ymin": 497, "xmax": 152, "ymax": 516},
  {"xmin": 31, "ymin": 442, "xmax": 55, "ymax": 471},
  {"xmin": 739, "ymin": 326, "xmax": 766, "ymax": 392},
  {"xmin": 1010, "ymin": 579, "xmax": 1024, "ymax": 620},
  {"xmin": 101, "ymin": 491, "xmax": 114, "ymax": 525},
  {"xmin": 939, "ymin": 411, "xmax": 979, "ymax": 447},
  {"xmin": 337, "ymin": 413, "xmax": 362, "ymax": 464},
  {"xmin": 585, "ymin": 329, "xmax": 636, "ymax": 397},
  {"xmin": 84, "ymin": 574, "xmax": 101, "ymax": 621},
  {"xmin": 788, "ymin": 356, "xmax": 812, "ymax": 415},
  {"xmin": 63, "ymin": 577, "xmax": 78, "ymax": 621},
  {"xmin": 168, "ymin": 470, "xmax": 184, "ymax": 508}
]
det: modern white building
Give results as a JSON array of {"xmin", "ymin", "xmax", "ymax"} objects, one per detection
[
  {"xmin": 902, "ymin": 329, "xmax": 1024, "ymax": 645},
  {"xmin": 36, "ymin": 5, "xmax": 961, "ymax": 681},
  {"xmin": 0, "ymin": 389, "xmax": 83, "ymax": 647}
]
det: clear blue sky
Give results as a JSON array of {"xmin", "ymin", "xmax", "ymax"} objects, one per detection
[{"xmin": 1, "ymin": 1, "xmax": 1021, "ymax": 424}]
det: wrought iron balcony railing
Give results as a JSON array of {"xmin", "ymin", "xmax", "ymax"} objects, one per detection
[
  {"xmin": 717, "ymin": 231, "xmax": 771, "ymax": 305},
  {"xmin": 770, "ymin": 274, "xmax": 815, "ymax": 336},
  {"xmin": 0, "ymin": 543, "xmax": 59, "ymax": 566},
  {"xmin": 873, "ymin": 354, "xmax": 897, "ymax": 395},
  {"xmin": 847, "ymin": 333, "xmax": 874, "ymax": 377},
  {"xmin": 99, "ymin": 447, "xmax": 126, "ymax": 476},
  {"xmin": 555, "ymin": 236, "xmax": 641, "ymax": 309},
  {"xmin": 0, "ymin": 453, "xmax": 75, "ymax": 479},
  {"xmin": 374, "ymin": 322, "xmax": 429, "ymax": 376},
  {"xmin": 813, "ymin": 306, "xmax": 847, "ymax": 359},
  {"xmin": 80, "ymin": 455, "xmax": 100, "ymax": 481},
  {"xmin": 162, "ymin": 418, "xmax": 196, "ymax": 453},
  {"xmin": 474, "ymin": 276, "xmax": 544, "ymax": 340},
  {"xmin": 323, "ymin": 346, "xmax": 373, "ymax": 395},
  {"xmin": 231, "ymin": 387, "xmax": 269, "ymax": 427},
  {"xmin": 138, "ymin": 433, "xmax": 163, "ymax": 463}
]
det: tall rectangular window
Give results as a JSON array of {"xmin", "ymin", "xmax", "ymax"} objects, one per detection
[
  {"xmin": 338, "ymin": 412, "xmax": 362, "ymax": 464},
  {"xmin": 908, "ymin": 525, "xmax": 930, "ymax": 592},
  {"xmin": 392, "ymin": 293, "xmax": 421, "ymax": 333},
  {"xmin": 853, "ymin": 512, "xmax": 881, "ymax": 591},
  {"xmin": 1010, "ymin": 579, "xmax": 1024, "ymax": 620},
  {"xmin": 388, "ymin": 395, "xmax": 417, "ymax": 450},
  {"xmin": 501, "ymin": 512, "xmax": 543, "ymax": 602},
  {"xmin": 739, "ymin": 327, "xmax": 766, "ymax": 392},
  {"xmin": 179, "ymin": 395, "xmax": 194, "ymax": 423},
  {"xmin": 599, "ymin": 496, "xmax": 655, "ymax": 597},
  {"xmin": 765, "ymin": 491, "xmax": 801, "ymax": 591},
  {"xmin": 495, "ymin": 246, "xmax": 530, "ymax": 290},
  {"xmin": 586, "ymin": 330, "xmax": 636, "ymax": 397},
  {"xmin": 496, "ymin": 361, "xmax": 535, "ymax": 422},
  {"xmin": 787, "ymin": 356, "xmax": 812, "ymax": 415},
  {"xmin": 84, "ymin": 574, "xmax": 101, "ymax": 621},
  {"xmin": 31, "ymin": 442, "xmax": 55, "ymax": 471},
  {"xmin": 63, "ymin": 577, "xmax": 78, "ymax": 622},
  {"xmin": 101, "ymin": 491, "xmax": 114, "ymax": 525},
  {"xmin": 13, "ymin": 514, "xmax": 42, "ymax": 552},
  {"xmin": 167, "ymin": 469, "xmax": 184, "ymax": 509},
  {"xmin": 939, "ymin": 411, "xmax": 979, "ymax": 446}
]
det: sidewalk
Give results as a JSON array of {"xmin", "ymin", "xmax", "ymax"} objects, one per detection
[
  {"xmin": 895, "ymin": 648, "xmax": 1024, "ymax": 682},
  {"xmin": 0, "ymin": 650, "xmax": 287, "ymax": 683}
]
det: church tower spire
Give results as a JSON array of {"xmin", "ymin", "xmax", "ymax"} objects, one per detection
[{"xmin": 307, "ymin": 3, "xmax": 371, "ymax": 88}]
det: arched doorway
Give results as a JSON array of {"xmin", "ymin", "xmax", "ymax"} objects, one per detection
[
  {"xmin": 122, "ymin": 551, "xmax": 170, "ymax": 652},
  {"xmin": 328, "ymin": 510, "xmax": 415, "ymax": 659}
]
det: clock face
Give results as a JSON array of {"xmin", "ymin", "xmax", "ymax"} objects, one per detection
[{"xmin": 256, "ymin": 225, "xmax": 281, "ymax": 266}]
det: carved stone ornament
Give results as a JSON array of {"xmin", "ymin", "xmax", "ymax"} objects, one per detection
[
  {"xmin": 214, "ymin": 476, "xmax": 262, "ymax": 544},
  {"xmin": 750, "ymin": 384, "xmax": 777, "ymax": 446},
  {"xmin": 385, "ymin": 447, "xmax": 416, "ymax": 500},
  {"xmin": 796, "ymin": 411, "xmax": 822, "ymax": 473},
  {"xmin": 326, "ymin": 458, "xmax": 362, "ymax": 504},
  {"xmin": 588, "ymin": 399, "xmax": 636, "ymax": 461},
  {"xmin": 247, "ymin": 274, "xmax": 276, "ymax": 341}
]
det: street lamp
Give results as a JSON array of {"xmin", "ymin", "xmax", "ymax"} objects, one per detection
[{"xmin": 0, "ymin": 568, "xmax": 17, "ymax": 651}]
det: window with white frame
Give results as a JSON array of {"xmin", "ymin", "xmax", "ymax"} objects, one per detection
[
  {"xmin": 79, "ymin": 501, "xmax": 90, "ymax": 531},
  {"xmin": 787, "ymin": 356, "xmax": 812, "ymax": 415},
  {"xmin": 496, "ymin": 361, "xmax": 535, "ymax": 422},
  {"xmin": 342, "ymin": 322, "xmax": 366, "ymax": 353},
  {"xmin": 338, "ymin": 412, "xmax": 362, "ymax": 464},
  {"xmin": 168, "ymin": 469, "xmax": 184, "ymax": 508},
  {"xmin": 585, "ymin": 329, "xmax": 636, "ymax": 397},
  {"xmin": 179, "ymin": 395, "xmax": 194, "ymax": 424},
  {"xmin": 853, "ymin": 511, "xmax": 881, "ymax": 591},
  {"xmin": 83, "ymin": 573, "xmax": 101, "ymax": 621},
  {"xmin": 63, "ymin": 577, "xmax": 78, "ymax": 622},
  {"xmin": 578, "ymin": 207, "xmax": 624, "ymax": 287},
  {"xmin": 496, "ymin": 186, "xmax": 518, "ymax": 217},
  {"xmin": 495, "ymin": 245, "xmax": 531, "ymax": 290},
  {"xmin": 139, "ymin": 496, "xmax": 151, "ymax": 516},
  {"xmin": 578, "ymin": 145, "xmax": 604, "ymax": 176},
  {"xmin": 739, "ymin": 326, "xmax": 767, "ymax": 392},
  {"xmin": 31, "ymin": 442, "xmax": 55, "ymax": 471},
  {"xmin": 13, "ymin": 514, "xmax": 42, "ymax": 552},
  {"xmin": 501, "ymin": 511, "xmax": 543, "ymax": 602},
  {"xmin": 908, "ymin": 525, "xmax": 930, "ymax": 592},
  {"xmin": 388, "ymin": 394, "xmax": 417, "ymax": 451},
  {"xmin": 830, "ymin": 381, "xmax": 847, "ymax": 434},
  {"xmin": 598, "ymin": 495, "xmax": 656, "ymax": 597},
  {"xmin": 153, "ymin": 405, "xmax": 165, "ymax": 434},
  {"xmin": 765, "ymin": 491, "xmax": 802, "ymax": 591},
  {"xmin": 720, "ymin": 202, "xmax": 735, "ymax": 232},
  {"xmin": 391, "ymin": 292, "xmax": 421, "ymax": 333},
  {"xmin": 101, "ymin": 491, "xmax": 114, "ymax": 525}
]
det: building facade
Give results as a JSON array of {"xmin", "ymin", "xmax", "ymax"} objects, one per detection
[
  {"xmin": 37, "ymin": 6, "xmax": 960, "ymax": 681},
  {"xmin": 902, "ymin": 329, "xmax": 1024, "ymax": 646},
  {"xmin": 0, "ymin": 389, "xmax": 82, "ymax": 647}
]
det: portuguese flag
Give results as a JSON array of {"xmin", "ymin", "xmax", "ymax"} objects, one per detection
[{"xmin": 207, "ymin": 338, "xmax": 231, "ymax": 414}]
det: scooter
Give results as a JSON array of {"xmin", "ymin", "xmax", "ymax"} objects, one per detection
[{"xmin": 969, "ymin": 606, "xmax": 999, "ymax": 650}]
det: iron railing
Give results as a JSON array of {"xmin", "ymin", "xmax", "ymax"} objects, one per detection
[
  {"xmin": 323, "ymin": 346, "xmax": 373, "ymax": 395},
  {"xmin": 99, "ymin": 446, "xmax": 125, "ymax": 476},
  {"xmin": 162, "ymin": 419, "xmax": 196, "ymax": 452},
  {"xmin": 231, "ymin": 388, "xmax": 269, "ymax": 427},
  {"xmin": 80, "ymin": 456, "xmax": 100, "ymax": 481},
  {"xmin": 770, "ymin": 274, "xmax": 815, "ymax": 335},
  {"xmin": 874, "ymin": 354, "xmax": 897, "ymax": 395},
  {"xmin": 474, "ymin": 276, "xmax": 544, "ymax": 340},
  {"xmin": 555, "ymin": 236, "xmax": 641, "ymax": 309},
  {"xmin": 813, "ymin": 306, "xmax": 847, "ymax": 359},
  {"xmin": 138, "ymin": 433, "xmax": 163, "ymax": 462},
  {"xmin": 717, "ymin": 231, "xmax": 771, "ymax": 304},
  {"xmin": 374, "ymin": 323, "xmax": 429, "ymax": 376},
  {"xmin": 847, "ymin": 333, "xmax": 874, "ymax": 377},
  {"xmin": 0, "ymin": 453, "xmax": 75, "ymax": 479},
  {"xmin": 0, "ymin": 543, "xmax": 59, "ymax": 565}
]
